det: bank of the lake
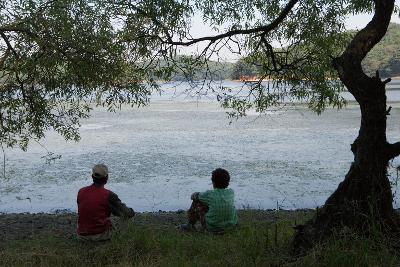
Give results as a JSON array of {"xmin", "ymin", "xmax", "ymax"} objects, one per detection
[
  {"xmin": 1, "ymin": 210, "xmax": 400, "ymax": 266},
  {"xmin": 0, "ymin": 209, "xmax": 312, "ymax": 241}
]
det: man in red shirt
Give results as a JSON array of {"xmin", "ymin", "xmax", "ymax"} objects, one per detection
[{"xmin": 77, "ymin": 164, "xmax": 135, "ymax": 241}]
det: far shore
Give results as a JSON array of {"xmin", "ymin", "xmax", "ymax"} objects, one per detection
[
  {"xmin": 222, "ymin": 77, "xmax": 400, "ymax": 83},
  {"xmin": 159, "ymin": 77, "xmax": 400, "ymax": 83}
]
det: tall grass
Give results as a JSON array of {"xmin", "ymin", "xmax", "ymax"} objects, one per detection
[{"xmin": 1, "ymin": 211, "xmax": 399, "ymax": 267}]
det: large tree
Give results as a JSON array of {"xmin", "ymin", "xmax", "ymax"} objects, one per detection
[
  {"xmin": 121, "ymin": 0, "xmax": 400, "ymax": 247},
  {"xmin": 1, "ymin": 0, "xmax": 400, "ymax": 248}
]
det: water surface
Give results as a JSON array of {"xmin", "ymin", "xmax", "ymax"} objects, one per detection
[{"xmin": 1, "ymin": 81, "xmax": 400, "ymax": 213}]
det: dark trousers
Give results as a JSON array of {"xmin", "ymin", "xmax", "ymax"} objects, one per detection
[{"xmin": 188, "ymin": 200, "xmax": 209, "ymax": 227}]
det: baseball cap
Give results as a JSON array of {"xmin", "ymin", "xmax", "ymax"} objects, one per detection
[{"xmin": 92, "ymin": 164, "xmax": 109, "ymax": 179}]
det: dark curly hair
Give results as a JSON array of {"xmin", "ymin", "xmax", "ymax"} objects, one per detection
[{"xmin": 211, "ymin": 168, "xmax": 230, "ymax": 189}]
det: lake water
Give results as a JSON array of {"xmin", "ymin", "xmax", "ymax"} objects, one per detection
[{"xmin": 1, "ymin": 81, "xmax": 400, "ymax": 213}]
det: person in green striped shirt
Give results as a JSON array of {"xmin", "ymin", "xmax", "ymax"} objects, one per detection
[{"xmin": 180, "ymin": 168, "xmax": 238, "ymax": 233}]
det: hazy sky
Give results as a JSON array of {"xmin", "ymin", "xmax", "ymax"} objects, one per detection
[{"xmin": 180, "ymin": 2, "xmax": 400, "ymax": 61}]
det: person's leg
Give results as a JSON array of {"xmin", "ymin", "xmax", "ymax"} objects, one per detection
[{"xmin": 187, "ymin": 200, "xmax": 208, "ymax": 227}]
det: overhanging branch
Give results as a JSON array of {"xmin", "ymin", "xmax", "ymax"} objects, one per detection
[
  {"xmin": 166, "ymin": 0, "xmax": 299, "ymax": 46},
  {"xmin": 0, "ymin": 32, "xmax": 19, "ymax": 59}
]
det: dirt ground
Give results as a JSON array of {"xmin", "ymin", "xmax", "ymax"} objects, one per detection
[{"xmin": 0, "ymin": 209, "xmax": 311, "ymax": 242}]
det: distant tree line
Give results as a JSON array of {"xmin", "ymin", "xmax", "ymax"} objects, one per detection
[
  {"xmin": 362, "ymin": 23, "xmax": 400, "ymax": 77},
  {"xmin": 169, "ymin": 23, "xmax": 400, "ymax": 81},
  {"xmin": 231, "ymin": 23, "xmax": 400, "ymax": 80}
]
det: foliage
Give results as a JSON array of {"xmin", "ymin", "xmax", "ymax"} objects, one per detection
[
  {"xmin": 1, "ymin": 0, "xmax": 399, "ymax": 149},
  {"xmin": 0, "ymin": 0, "xmax": 189, "ymax": 150},
  {"xmin": 230, "ymin": 23, "xmax": 400, "ymax": 80},
  {"xmin": 159, "ymin": 0, "xmax": 376, "ymax": 116},
  {"xmin": 230, "ymin": 57, "xmax": 259, "ymax": 80},
  {"xmin": 163, "ymin": 56, "xmax": 234, "ymax": 81}
]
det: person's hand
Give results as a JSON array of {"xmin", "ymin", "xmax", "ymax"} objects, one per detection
[{"xmin": 191, "ymin": 192, "xmax": 199, "ymax": 200}]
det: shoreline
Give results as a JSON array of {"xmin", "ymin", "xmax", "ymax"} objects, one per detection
[
  {"xmin": 1, "ymin": 211, "xmax": 399, "ymax": 265},
  {"xmin": 0, "ymin": 209, "xmax": 314, "ymax": 242}
]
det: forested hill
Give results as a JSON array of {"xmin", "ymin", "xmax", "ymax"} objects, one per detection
[
  {"xmin": 362, "ymin": 23, "xmax": 400, "ymax": 78},
  {"xmin": 170, "ymin": 23, "xmax": 400, "ymax": 81}
]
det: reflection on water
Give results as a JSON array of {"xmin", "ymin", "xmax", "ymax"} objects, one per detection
[{"xmin": 1, "ymin": 81, "xmax": 400, "ymax": 213}]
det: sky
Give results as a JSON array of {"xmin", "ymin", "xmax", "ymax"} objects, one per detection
[{"xmin": 179, "ymin": 1, "xmax": 400, "ymax": 62}]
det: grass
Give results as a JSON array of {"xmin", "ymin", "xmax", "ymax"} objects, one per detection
[{"xmin": 1, "ymin": 210, "xmax": 400, "ymax": 267}]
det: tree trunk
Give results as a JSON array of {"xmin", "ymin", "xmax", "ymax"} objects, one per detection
[
  {"xmin": 325, "ymin": 72, "xmax": 393, "ymax": 221},
  {"xmin": 294, "ymin": 0, "xmax": 400, "ymax": 251}
]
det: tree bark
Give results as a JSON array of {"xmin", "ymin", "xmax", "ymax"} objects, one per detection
[{"xmin": 294, "ymin": 0, "xmax": 399, "ymax": 251}]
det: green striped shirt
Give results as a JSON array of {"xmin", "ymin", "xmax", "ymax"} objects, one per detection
[{"xmin": 198, "ymin": 188, "xmax": 238, "ymax": 232}]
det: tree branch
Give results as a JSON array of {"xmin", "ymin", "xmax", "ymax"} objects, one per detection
[
  {"xmin": 332, "ymin": 0, "xmax": 395, "ymax": 97},
  {"xmin": 166, "ymin": 0, "xmax": 299, "ymax": 46},
  {"xmin": 0, "ymin": 32, "xmax": 19, "ymax": 59},
  {"xmin": 342, "ymin": 0, "xmax": 394, "ymax": 63},
  {"xmin": 262, "ymin": 37, "xmax": 278, "ymax": 71},
  {"xmin": 386, "ymin": 142, "xmax": 400, "ymax": 160},
  {"xmin": 0, "ymin": 23, "xmax": 26, "ymax": 33}
]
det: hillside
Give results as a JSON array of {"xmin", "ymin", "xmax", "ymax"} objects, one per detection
[
  {"xmin": 227, "ymin": 23, "xmax": 400, "ymax": 80},
  {"xmin": 171, "ymin": 57, "xmax": 234, "ymax": 81},
  {"xmin": 169, "ymin": 23, "xmax": 400, "ymax": 81},
  {"xmin": 362, "ymin": 23, "xmax": 400, "ymax": 77}
]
